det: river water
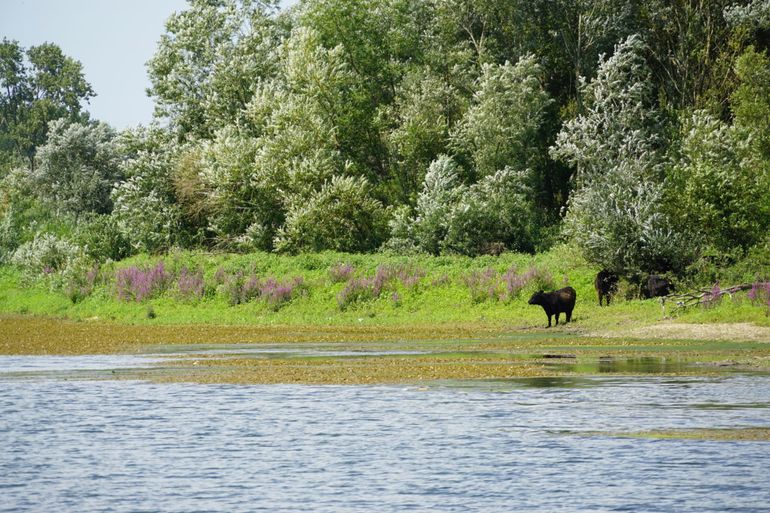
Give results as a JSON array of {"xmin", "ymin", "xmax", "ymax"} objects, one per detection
[{"xmin": 1, "ymin": 355, "xmax": 769, "ymax": 512}]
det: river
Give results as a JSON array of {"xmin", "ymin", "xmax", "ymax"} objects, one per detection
[{"xmin": 1, "ymin": 354, "xmax": 769, "ymax": 512}]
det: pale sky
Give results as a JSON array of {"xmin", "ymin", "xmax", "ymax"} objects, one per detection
[{"xmin": 1, "ymin": 0, "xmax": 298, "ymax": 129}]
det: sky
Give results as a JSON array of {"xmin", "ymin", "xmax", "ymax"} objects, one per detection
[{"xmin": 1, "ymin": 0, "xmax": 297, "ymax": 130}]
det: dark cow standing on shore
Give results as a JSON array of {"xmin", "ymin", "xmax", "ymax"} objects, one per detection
[
  {"xmin": 528, "ymin": 287, "xmax": 577, "ymax": 328},
  {"xmin": 642, "ymin": 274, "xmax": 673, "ymax": 298},
  {"xmin": 594, "ymin": 270, "xmax": 619, "ymax": 306}
]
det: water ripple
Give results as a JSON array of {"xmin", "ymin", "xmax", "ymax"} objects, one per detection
[{"xmin": 0, "ymin": 371, "xmax": 769, "ymax": 511}]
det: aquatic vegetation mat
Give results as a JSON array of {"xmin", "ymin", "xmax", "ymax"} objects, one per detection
[{"xmin": 574, "ymin": 427, "xmax": 770, "ymax": 442}]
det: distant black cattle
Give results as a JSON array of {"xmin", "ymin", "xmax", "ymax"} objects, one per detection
[
  {"xmin": 642, "ymin": 275, "xmax": 673, "ymax": 298},
  {"xmin": 594, "ymin": 270, "xmax": 619, "ymax": 306},
  {"xmin": 528, "ymin": 286, "xmax": 577, "ymax": 328}
]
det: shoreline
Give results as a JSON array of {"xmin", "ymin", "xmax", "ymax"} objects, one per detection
[{"xmin": 3, "ymin": 314, "xmax": 769, "ymax": 386}]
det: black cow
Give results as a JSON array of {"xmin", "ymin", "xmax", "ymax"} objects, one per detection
[
  {"xmin": 594, "ymin": 270, "xmax": 619, "ymax": 306},
  {"xmin": 642, "ymin": 274, "xmax": 673, "ymax": 298},
  {"xmin": 528, "ymin": 286, "xmax": 577, "ymax": 328}
]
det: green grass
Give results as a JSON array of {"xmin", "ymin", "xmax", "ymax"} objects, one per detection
[{"xmin": 1, "ymin": 244, "xmax": 769, "ymax": 329}]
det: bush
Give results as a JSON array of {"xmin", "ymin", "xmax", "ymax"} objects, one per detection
[
  {"xmin": 386, "ymin": 158, "xmax": 538, "ymax": 255},
  {"xmin": 32, "ymin": 120, "xmax": 121, "ymax": 216},
  {"xmin": 115, "ymin": 262, "xmax": 172, "ymax": 302},
  {"xmin": 10, "ymin": 233, "xmax": 82, "ymax": 276},
  {"xmin": 336, "ymin": 263, "xmax": 425, "ymax": 310},
  {"xmin": 275, "ymin": 176, "xmax": 388, "ymax": 253},
  {"xmin": 329, "ymin": 262, "xmax": 355, "ymax": 283},
  {"xmin": 72, "ymin": 213, "xmax": 132, "ymax": 262},
  {"xmin": 176, "ymin": 267, "xmax": 205, "ymax": 301},
  {"xmin": 564, "ymin": 162, "xmax": 696, "ymax": 276},
  {"xmin": 221, "ymin": 270, "xmax": 305, "ymax": 309},
  {"xmin": 464, "ymin": 265, "xmax": 554, "ymax": 303}
]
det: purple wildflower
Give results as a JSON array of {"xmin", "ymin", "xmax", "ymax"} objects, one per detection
[
  {"xmin": 115, "ymin": 262, "xmax": 171, "ymax": 302},
  {"xmin": 329, "ymin": 263, "xmax": 355, "ymax": 283},
  {"xmin": 177, "ymin": 267, "xmax": 205, "ymax": 300}
]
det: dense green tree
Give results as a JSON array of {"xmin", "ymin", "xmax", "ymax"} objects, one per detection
[
  {"xmin": 32, "ymin": 119, "xmax": 120, "ymax": 217},
  {"xmin": 451, "ymin": 55, "xmax": 552, "ymax": 179},
  {"xmin": 274, "ymin": 175, "xmax": 387, "ymax": 253},
  {"xmin": 564, "ymin": 160, "xmax": 696, "ymax": 275},
  {"xmin": 147, "ymin": 0, "xmax": 285, "ymax": 139},
  {"xmin": 0, "ymin": 39, "xmax": 94, "ymax": 169},
  {"xmin": 378, "ymin": 69, "xmax": 465, "ymax": 203},
  {"xmin": 111, "ymin": 126, "xmax": 186, "ymax": 253},
  {"xmin": 551, "ymin": 35, "xmax": 664, "ymax": 187}
]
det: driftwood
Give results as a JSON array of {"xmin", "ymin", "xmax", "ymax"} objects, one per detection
[{"xmin": 665, "ymin": 283, "xmax": 755, "ymax": 312}]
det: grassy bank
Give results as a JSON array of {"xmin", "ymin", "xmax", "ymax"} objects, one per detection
[{"xmin": 2, "ymin": 245, "xmax": 769, "ymax": 330}]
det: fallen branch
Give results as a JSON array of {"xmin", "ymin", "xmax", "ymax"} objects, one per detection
[{"xmin": 667, "ymin": 283, "xmax": 756, "ymax": 311}]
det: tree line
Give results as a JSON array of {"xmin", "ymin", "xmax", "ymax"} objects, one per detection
[{"xmin": 2, "ymin": 0, "xmax": 770, "ymax": 282}]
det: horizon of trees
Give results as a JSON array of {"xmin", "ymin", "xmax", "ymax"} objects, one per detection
[{"xmin": 2, "ymin": 0, "xmax": 770, "ymax": 282}]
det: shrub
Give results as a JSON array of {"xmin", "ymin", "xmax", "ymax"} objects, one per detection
[
  {"xmin": 63, "ymin": 262, "xmax": 102, "ymax": 304},
  {"xmin": 464, "ymin": 265, "xmax": 555, "ymax": 303},
  {"xmin": 72, "ymin": 213, "xmax": 132, "ymax": 262},
  {"xmin": 177, "ymin": 267, "xmax": 205, "ymax": 301},
  {"xmin": 464, "ymin": 268, "xmax": 500, "ymax": 303},
  {"xmin": 336, "ymin": 264, "xmax": 425, "ymax": 310},
  {"xmin": 564, "ymin": 162, "xmax": 696, "ymax": 276},
  {"xmin": 10, "ymin": 233, "xmax": 82, "ymax": 276},
  {"xmin": 259, "ymin": 276, "xmax": 305, "ymax": 311},
  {"xmin": 329, "ymin": 262, "xmax": 354, "ymax": 283},
  {"xmin": 115, "ymin": 262, "xmax": 172, "ymax": 302},
  {"xmin": 275, "ymin": 175, "xmax": 388, "ymax": 253},
  {"xmin": 386, "ymin": 158, "xmax": 538, "ymax": 255},
  {"xmin": 222, "ymin": 270, "xmax": 305, "ymax": 309},
  {"xmin": 747, "ymin": 281, "xmax": 770, "ymax": 314},
  {"xmin": 337, "ymin": 277, "xmax": 379, "ymax": 310}
]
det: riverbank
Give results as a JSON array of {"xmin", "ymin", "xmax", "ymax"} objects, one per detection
[
  {"xmin": 2, "ymin": 246, "xmax": 769, "ymax": 329},
  {"xmin": 2, "ymin": 246, "xmax": 769, "ymax": 384}
]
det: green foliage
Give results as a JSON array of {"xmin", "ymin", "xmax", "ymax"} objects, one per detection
[
  {"xmin": 6, "ymin": 0, "xmax": 770, "ymax": 286},
  {"xmin": 147, "ymin": 0, "xmax": 284, "ymax": 139},
  {"xmin": 274, "ymin": 175, "xmax": 387, "ymax": 253},
  {"xmin": 380, "ymin": 69, "xmax": 465, "ymax": 202},
  {"xmin": 551, "ymin": 35, "xmax": 663, "ymax": 186},
  {"xmin": 32, "ymin": 119, "xmax": 121, "ymax": 217},
  {"xmin": 451, "ymin": 55, "xmax": 552, "ymax": 179},
  {"xmin": 442, "ymin": 168, "xmax": 537, "ymax": 255},
  {"xmin": 0, "ymin": 39, "xmax": 94, "ymax": 168},
  {"xmin": 111, "ymin": 126, "xmax": 185, "ymax": 254},
  {"xmin": 72, "ymin": 213, "xmax": 131, "ymax": 262},
  {"xmin": 565, "ymin": 161, "xmax": 696, "ymax": 276},
  {"xmin": 10, "ymin": 232, "xmax": 82, "ymax": 276},
  {"xmin": 387, "ymin": 156, "xmax": 538, "ymax": 256},
  {"xmin": 669, "ymin": 109, "xmax": 770, "ymax": 253}
]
